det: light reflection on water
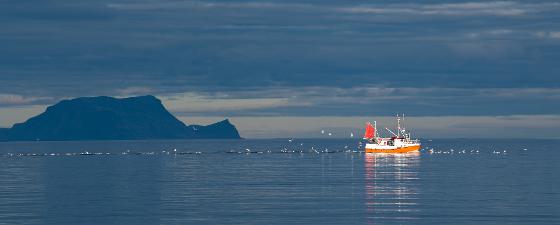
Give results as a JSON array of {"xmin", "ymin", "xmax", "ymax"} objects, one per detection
[
  {"xmin": 364, "ymin": 153, "xmax": 420, "ymax": 223},
  {"xmin": 1, "ymin": 139, "xmax": 560, "ymax": 225}
]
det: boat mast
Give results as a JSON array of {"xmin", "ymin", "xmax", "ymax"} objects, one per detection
[
  {"xmin": 374, "ymin": 121, "xmax": 378, "ymax": 139},
  {"xmin": 402, "ymin": 114, "xmax": 407, "ymax": 139},
  {"xmin": 397, "ymin": 114, "xmax": 401, "ymax": 138}
]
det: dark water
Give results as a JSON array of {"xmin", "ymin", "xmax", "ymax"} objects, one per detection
[{"xmin": 0, "ymin": 139, "xmax": 559, "ymax": 225}]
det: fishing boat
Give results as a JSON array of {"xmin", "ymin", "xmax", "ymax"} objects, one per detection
[{"xmin": 363, "ymin": 114, "xmax": 421, "ymax": 154}]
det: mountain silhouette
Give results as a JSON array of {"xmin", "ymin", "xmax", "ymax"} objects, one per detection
[{"xmin": 0, "ymin": 95, "xmax": 240, "ymax": 141}]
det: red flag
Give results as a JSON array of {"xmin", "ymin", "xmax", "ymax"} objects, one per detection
[{"xmin": 364, "ymin": 122, "xmax": 375, "ymax": 139}]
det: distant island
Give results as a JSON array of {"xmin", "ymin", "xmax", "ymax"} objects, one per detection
[{"xmin": 0, "ymin": 95, "xmax": 241, "ymax": 141}]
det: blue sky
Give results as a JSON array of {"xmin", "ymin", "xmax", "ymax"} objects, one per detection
[{"xmin": 1, "ymin": 0, "xmax": 560, "ymax": 138}]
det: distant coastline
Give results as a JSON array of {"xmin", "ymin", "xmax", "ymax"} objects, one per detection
[{"xmin": 0, "ymin": 95, "xmax": 241, "ymax": 142}]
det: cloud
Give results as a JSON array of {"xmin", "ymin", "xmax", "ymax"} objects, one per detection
[
  {"xmin": 160, "ymin": 92, "xmax": 310, "ymax": 114},
  {"xmin": 107, "ymin": 1, "xmax": 560, "ymax": 18},
  {"xmin": 180, "ymin": 115, "xmax": 560, "ymax": 138},
  {"xmin": 153, "ymin": 87, "xmax": 560, "ymax": 117},
  {"xmin": 0, "ymin": 94, "xmax": 52, "ymax": 106},
  {"xmin": 106, "ymin": 1, "xmax": 314, "ymax": 11},
  {"xmin": 117, "ymin": 86, "xmax": 154, "ymax": 97},
  {"xmin": 551, "ymin": 32, "xmax": 560, "ymax": 39},
  {"xmin": 340, "ymin": 1, "xmax": 560, "ymax": 17},
  {"xmin": 0, "ymin": 105, "xmax": 46, "ymax": 128},
  {"xmin": 1, "ymin": 0, "xmax": 560, "ymax": 130},
  {"xmin": 536, "ymin": 31, "xmax": 560, "ymax": 39}
]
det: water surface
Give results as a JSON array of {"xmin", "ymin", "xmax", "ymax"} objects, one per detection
[{"xmin": 1, "ymin": 139, "xmax": 558, "ymax": 224}]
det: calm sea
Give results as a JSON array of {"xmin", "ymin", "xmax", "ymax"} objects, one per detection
[{"xmin": 0, "ymin": 139, "xmax": 558, "ymax": 225}]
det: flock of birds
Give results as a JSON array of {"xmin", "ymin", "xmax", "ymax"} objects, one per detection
[
  {"xmin": 1, "ymin": 137, "xmax": 526, "ymax": 158},
  {"xmin": 426, "ymin": 149, "xmax": 509, "ymax": 155},
  {"xmin": 0, "ymin": 130, "xmax": 527, "ymax": 158},
  {"xmin": 320, "ymin": 129, "xmax": 354, "ymax": 138}
]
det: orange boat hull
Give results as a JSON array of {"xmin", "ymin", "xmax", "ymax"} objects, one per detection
[{"xmin": 365, "ymin": 145, "xmax": 421, "ymax": 154}]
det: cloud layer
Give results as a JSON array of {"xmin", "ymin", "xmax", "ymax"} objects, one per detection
[
  {"xmin": 1, "ymin": 0, "xmax": 560, "ymax": 137},
  {"xmin": 180, "ymin": 115, "xmax": 560, "ymax": 139}
]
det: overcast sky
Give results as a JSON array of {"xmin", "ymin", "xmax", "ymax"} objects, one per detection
[{"xmin": 1, "ymin": 0, "xmax": 560, "ymax": 138}]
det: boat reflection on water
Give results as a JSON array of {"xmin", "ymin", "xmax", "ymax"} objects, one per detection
[{"xmin": 364, "ymin": 152, "xmax": 421, "ymax": 223}]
